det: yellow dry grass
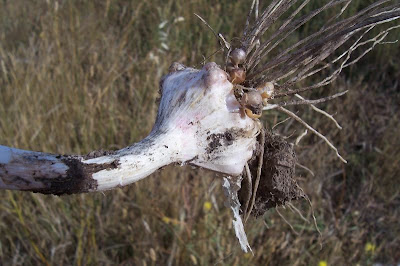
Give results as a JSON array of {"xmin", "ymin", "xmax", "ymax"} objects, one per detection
[{"xmin": 0, "ymin": 0, "xmax": 399, "ymax": 265}]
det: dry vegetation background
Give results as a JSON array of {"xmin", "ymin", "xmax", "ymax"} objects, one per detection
[{"xmin": 0, "ymin": 0, "xmax": 399, "ymax": 265}]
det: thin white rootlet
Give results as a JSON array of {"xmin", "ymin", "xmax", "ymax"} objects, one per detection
[{"xmin": 222, "ymin": 177, "xmax": 253, "ymax": 254}]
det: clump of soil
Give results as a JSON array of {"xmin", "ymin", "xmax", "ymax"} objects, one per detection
[{"xmin": 239, "ymin": 130, "xmax": 304, "ymax": 217}]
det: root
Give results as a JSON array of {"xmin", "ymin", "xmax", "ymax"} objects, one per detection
[
  {"xmin": 242, "ymin": 163, "xmax": 253, "ymax": 221},
  {"xmin": 298, "ymin": 185, "xmax": 323, "ymax": 249},
  {"xmin": 276, "ymin": 207, "xmax": 300, "ymax": 236},
  {"xmin": 244, "ymin": 126, "xmax": 265, "ymax": 223},
  {"xmin": 295, "ymin": 129, "xmax": 308, "ymax": 145},
  {"xmin": 263, "ymin": 90, "xmax": 348, "ymax": 110},
  {"xmin": 294, "ymin": 94, "xmax": 342, "ymax": 130},
  {"xmin": 277, "ymin": 106, "xmax": 347, "ymax": 163},
  {"xmin": 287, "ymin": 202, "xmax": 310, "ymax": 224},
  {"xmin": 244, "ymin": 1, "xmax": 400, "ymax": 88},
  {"xmin": 295, "ymin": 162, "xmax": 315, "ymax": 177}
]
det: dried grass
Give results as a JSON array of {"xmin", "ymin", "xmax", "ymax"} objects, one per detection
[{"xmin": 0, "ymin": 0, "xmax": 399, "ymax": 265}]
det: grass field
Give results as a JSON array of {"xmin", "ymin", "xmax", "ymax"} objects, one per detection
[{"xmin": 0, "ymin": 0, "xmax": 399, "ymax": 265}]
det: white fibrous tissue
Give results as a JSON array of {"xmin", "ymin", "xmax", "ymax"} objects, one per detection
[{"xmin": 222, "ymin": 176, "xmax": 253, "ymax": 254}]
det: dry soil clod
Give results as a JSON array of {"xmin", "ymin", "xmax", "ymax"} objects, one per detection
[{"xmin": 239, "ymin": 129, "xmax": 304, "ymax": 218}]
